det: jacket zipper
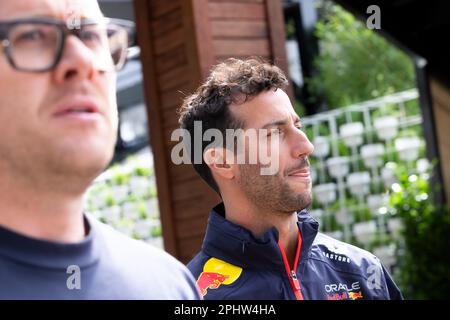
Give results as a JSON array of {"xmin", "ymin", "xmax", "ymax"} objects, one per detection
[{"xmin": 278, "ymin": 229, "xmax": 304, "ymax": 300}]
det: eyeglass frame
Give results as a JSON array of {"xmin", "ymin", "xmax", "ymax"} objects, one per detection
[{"xmin": 0, "ymin": 17, "xmax": 135, "ymax": 72}]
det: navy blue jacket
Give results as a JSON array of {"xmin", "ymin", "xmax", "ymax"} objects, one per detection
[{"xmin": 188, "ymin": 203, "xmax": 403, "ymax": 300}]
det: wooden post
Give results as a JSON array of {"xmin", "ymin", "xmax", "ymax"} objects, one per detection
[
  {"xmin": 430, "ymin": 77, "xmax": 450, "ymax": 205},
  {"xmin": 134, "ymin": 0, "xmax": 291, "ymax": 262}
]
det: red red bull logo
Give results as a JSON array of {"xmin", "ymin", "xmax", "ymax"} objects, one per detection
[
  {"xmin": 327, "ymin": 291, "xmax": 348, "ymax": 300},
  {"xmin": 325, "ymin": 281, "xmax": 363, "ymax": 300},
  {"xmin": 197, "ymin": 272, "xmax": 229, "ymax": 296},
  {"xmin": 196, "ymin": 257, "xmax": 243, "ymax": 297},
  {"xmin": 348, "ymin": 291, "xmax": 363, "ymax": 300}
]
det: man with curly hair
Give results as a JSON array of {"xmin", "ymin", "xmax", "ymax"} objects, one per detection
[{"xmin": 179, "ymin": 58, "xmax": 402, "ymax": 300}]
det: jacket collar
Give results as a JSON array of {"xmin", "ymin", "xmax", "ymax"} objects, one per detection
[{"xmin": 202, "ymin": 203, "xmax": 319, "ymax": 272}]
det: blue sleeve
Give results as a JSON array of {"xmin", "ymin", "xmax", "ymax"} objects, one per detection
[{"xmin": 382, "ymin": 264, "xmax": 403, "ymax": 300}]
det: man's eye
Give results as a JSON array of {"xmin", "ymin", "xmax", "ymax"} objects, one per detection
[
  {"xmin": 267, "ymin": 128, "xmax": 282, "ymax": 136},
  {"xmin": 12, "ymin": 26, "xmax": 57, "ymax": 45},
  {"xmin": 17, "ymin": 30, "xmax": 44, "ymax": 41},
  {"xmin": 80, "ymin": 30, "xmax": 102, "ymax": 44}
]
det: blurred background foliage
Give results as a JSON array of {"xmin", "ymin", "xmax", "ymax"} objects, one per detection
[
  {"xmin": 308, "ymin": 4, "xmax": 415, "ymax": 109},
  {"xmin": 389, "ymin": 164, "xmax": 450, "ymax": 299}
]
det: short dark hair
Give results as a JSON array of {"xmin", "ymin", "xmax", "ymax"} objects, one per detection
[{"xmin": 178, "ymin": 58, "xmax": 288, "ymax": 194}]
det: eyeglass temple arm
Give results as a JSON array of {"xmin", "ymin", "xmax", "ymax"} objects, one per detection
[{"xmin": 126, "ymin": 46, "xmax": 140, "ymax": 60}]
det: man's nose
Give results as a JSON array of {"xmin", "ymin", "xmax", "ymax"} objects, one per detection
[
  {"xmin": 52, "ymin": 35, "xmax": 96, "ymax": 83},
  {"xmin": 291, "ymin": 130, "xmax": 315, "ymax": 159}
]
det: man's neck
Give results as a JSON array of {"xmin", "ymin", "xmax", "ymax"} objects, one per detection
[
  {"xmin": 0, "ymin": 171, "xmax": 86, "ymax": 243},
  {"xmin": 223, "ymin": 196, "xmax": 299, "ymax": 267}
]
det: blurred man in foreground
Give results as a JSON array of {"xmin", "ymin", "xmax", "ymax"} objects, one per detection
[{"xmin": 0, "ymin": 0, "xmax": 199, "ymax": 299}]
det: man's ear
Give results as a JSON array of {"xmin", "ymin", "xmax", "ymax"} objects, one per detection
[{"xmin": 204, "ymin": 148, "xmax": 235, "ymax": 180}]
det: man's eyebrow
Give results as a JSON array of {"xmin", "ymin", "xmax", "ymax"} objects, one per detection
[
  {"xmin": 260, "ymin": 116, "xmax": 302, "ymax": 129},
  {"xmin": 260, "ymin": 119, "xmax": 289, "ymax": 129},
  {"xmin": 28, "ymin": 14, "xmax": 94, "ymax": 20}
]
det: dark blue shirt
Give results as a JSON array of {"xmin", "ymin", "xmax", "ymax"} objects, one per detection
[{"xmin": 0, "ymin": 215, "xmax": 200, "ymax": 299}]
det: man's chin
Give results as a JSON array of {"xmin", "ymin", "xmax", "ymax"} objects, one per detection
[
  {"xmin": 290, "ymin": 191, "xmax": 312, "ymax": 212},
  {"xmin": 55, "ymin": 134, "xmax": 114, "ymax": 156},
  {"xmin": 49, "ymin": 142, "xmax": 114, "ymax": 177},
  {"xmin": 289, "ymin": 182, "xmax": 312, "ymax": 195}
]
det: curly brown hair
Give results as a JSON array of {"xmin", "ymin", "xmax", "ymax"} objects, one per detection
[{"xmin": 178, "ymin": 58, "xmax": 288, "ymax": 194}]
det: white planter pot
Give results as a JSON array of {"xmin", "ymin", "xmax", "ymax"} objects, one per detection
[
  {"xmin": 91, "ymin": 190, "xmax": 108, "ymax": 209},
  {"xmin": 367, "ymin": 194, "xmax": 389, "ymax": 215},
  {"xmin": 336, "ymin": 208, "xmax": 353, "ymax": 225},
  {"xmin": 416, "ymin": 158, "xmax": 430, "ymax": 174},
  {"xmin": 312, "ymin": 136, "xmax": 330, "ymax": 158},
  {"xmin": 147, "ymin": 237, "xmax": 163, "ymax": 248},
  {"xmin": 102, "ymin": 205, "xmax": 121, "ymax": 223},
  {"xmin": 111, "ymin": 185, "xmax": 129, "ymax": 203},
  {"xmin": 361, "ymin": 144, "xmax": 385, "ymax": 169},
  {"xmin": 146, "ymin": 198, "xmax": 159, "ymax": 218},
  {"xmin": 122, "ymin": 202, "xmax": 139, "ymax": 220},
  {"xmin": 381, "ymin": 162, "xmax": 397, "ymax": 188},
  {"xmin": 326, "ymin": 156, "xmax": 350, "ymax": 179},
  {"xmin": 129, "ymin": 176, "xmax": 150, "ymax": 197},
  {"xmin": 134, "ymin": 220, "xmax": 158, "ymax": 239},
  {"xmin": 309, "ymin": 209, "xmax": 324, "ymax": 225},
  {"xmin": 347, "ymin": 172, "xmax": 371, "ymax": 197},
  {"xmin": 133, "ymin": 220, "xmax": 150, "ymax": 238},
  {"xmin": 373, "ymin": 244, "xmax": 396, "ymax": 268},
  {"xmin": 340, "ymin": 122, "xmax": 364, "ymax": 148},
  {"xmin": 395, "ymin": 136, "xmax": 421, "ymax": 161},
  {"xmin": 324, "ymin": 230, "xmax": 343, "ymax": 241},
  {"xmin": 387, "ymin": 217, "xmax": 404, "ymax": 240},
  {"xmin": 374, "ymin": 116, "xmax": 399, "ymax": 141},
  {"xmin": 117, "ymin": 224, "xmax": 134, "ymax": 237},
  {"xmin": 310, "ymin": 166, "xmax": 318, "ymax": 184},
  {"xmin": 313, "ymin": 183, "xmax": 337, "ymax": 205},
  {"xmin": 353, "ymin": 220, "xmax": 377, "ymax": 245}
]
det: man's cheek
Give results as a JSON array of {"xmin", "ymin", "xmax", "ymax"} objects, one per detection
[
  {"xmin": 106, "ymin": 77, "xmax": 119, "ymax": 131},
  {"xmin": 111, "ymin": 110, "xmax": 119, "ymax": 133},
  {"xmin": 259, "ymin": 134, "xmax": 281, "ymax": 176}
]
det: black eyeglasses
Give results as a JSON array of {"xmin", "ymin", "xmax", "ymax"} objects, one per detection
[{"xmin": 0, "ymin": 17, "xmax": 135, "ymax": 72}]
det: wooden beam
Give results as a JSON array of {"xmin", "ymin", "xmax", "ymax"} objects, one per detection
[
  {"xmin": 183, "ymin": 0, "xmax": 216, "ymax": 81},
  {"xmin": 430, "ymin": 77, "xmax": 450, "ymax": 204},
  {"xmin": 265, "ymin": 0, "xmax": 294, "ymax": 101},
  {"xmin": 133, "ymin": 0, "xmax": 179, "ymax": 256}
]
